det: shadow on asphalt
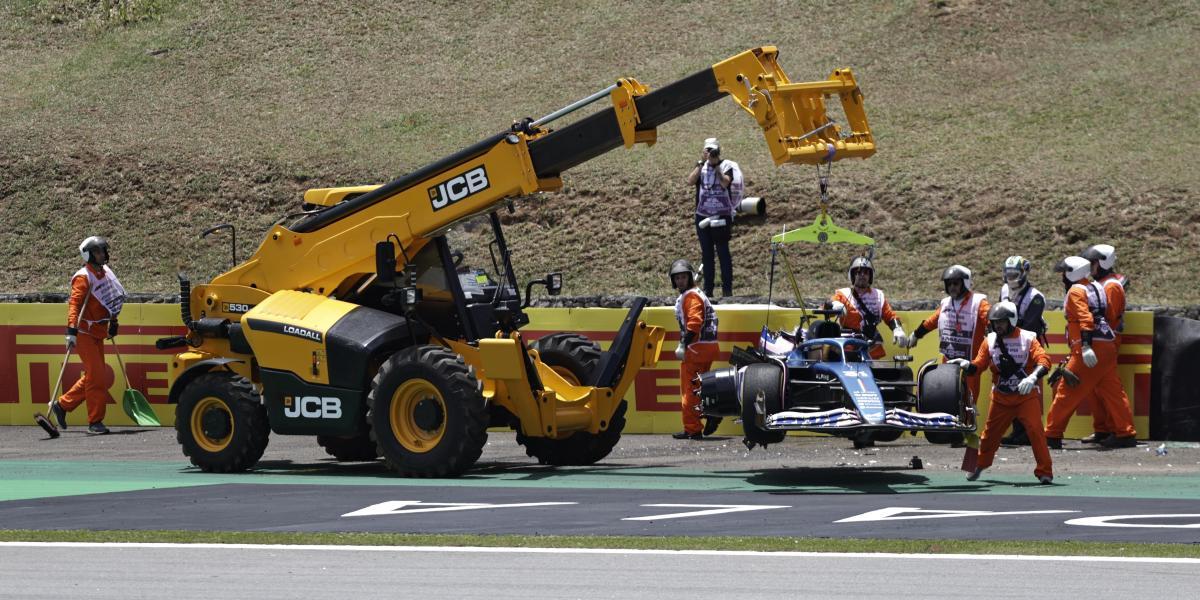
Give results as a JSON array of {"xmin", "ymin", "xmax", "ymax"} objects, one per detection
[
  {"xmin": 241, "ymin": 459, "xmax": 992, "ymax": 496},
  {"xmin": 738, "ymin": 467, "xmax": 949, "ymax": 495}
]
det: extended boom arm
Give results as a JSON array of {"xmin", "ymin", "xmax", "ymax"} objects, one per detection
[{"xmin": 210, "ymin": 46, "xmax": 874, "ymax": 297}]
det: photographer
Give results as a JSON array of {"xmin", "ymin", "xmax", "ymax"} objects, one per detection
[{"xmin": 686, "ymin": 138, "xmax": 743, "ymax": 298}]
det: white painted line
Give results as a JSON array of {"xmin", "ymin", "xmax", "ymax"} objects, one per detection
[
  {"xmin": 623, "ymin": 504, "xmax": 790, "ymax": 521},
  {"xmin": 2, "ymin": 542, "xmax": 1197, "ymax": 564},
  {"xmin": 836, "ymin": 507, "xmax": 1079, "ymax": 523},
  {"xmin": 1066, "ymin": 514, "xmax": 1200, "ymax": 528},
  {"xmin": 342, "ymin": 501, "xmax": 576, "ymax": 517}
]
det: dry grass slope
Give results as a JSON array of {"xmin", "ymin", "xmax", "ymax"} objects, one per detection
[{"xmin": 1, "ymin": 0, "xmax": 1197, "ymax": 305}]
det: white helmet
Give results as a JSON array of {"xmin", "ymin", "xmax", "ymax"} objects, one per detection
[
  {"xmin": 847, "ymin": 256, "xmax": 874, "ymax": 286},
  {"xmin": 1055, "ymin": 256, "xmax": 1090, "ymax": 282},
  {"xmin": 1082, "ymin": 244, "xmax": 1117, "ymax": 270},
  {"xmin": 1003, "ymin": 256, "xmax": 1030, "ymax": 289},
  {"xmin": 988, "ymin": 300, "xmax": 1019, "ymax": 329},
  {"xmin": 79, "ymin": 236, "xmax": 109, "ymax": 264},
  {"xmin": 942, "ymin": 264, "xmax": 973, "ymax": 293}
]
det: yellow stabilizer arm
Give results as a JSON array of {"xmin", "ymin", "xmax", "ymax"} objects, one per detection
[{"xmin": 713, "ymin": 47, "xmax": 875, "ymax": 166}]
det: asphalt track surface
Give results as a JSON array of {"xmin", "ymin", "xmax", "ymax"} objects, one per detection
[
  {"xmin": 2, "ymin": 427, "xmax": 1199, "ymax": 543},
  {"xmin": 3, "ymin": 544, "xmax": 1198, "ymax": 600}
]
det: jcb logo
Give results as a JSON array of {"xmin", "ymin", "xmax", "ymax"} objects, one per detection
[
  {"xmin": 282, "ymin": 396, "xmax": 343, "ymax": 419},
  {"xmin": 429, "ymin": 166, "xmax": 490, "ymax": 210}
]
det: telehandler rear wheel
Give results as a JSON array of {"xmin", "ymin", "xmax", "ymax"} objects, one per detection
[
  {"xmin": 518, "ymin": 333, "xmax": 625, "ymax": 466},
  {"xmin": 367, "ymin": 345, "xmax": 488, "ymax": 477},
  {"xmin": 176, "ymin": 372, "xmax": 269, "ymax": 473},
  {"xmin": 317, "ymin": 432, "xmax": 379, "ymax": 462}
]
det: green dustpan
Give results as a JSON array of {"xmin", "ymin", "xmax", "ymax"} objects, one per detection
[{"xmin": 111, "ymin": 339, "xmax": 162, "ymax": 426}]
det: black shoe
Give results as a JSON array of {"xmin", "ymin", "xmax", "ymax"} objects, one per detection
[
  {"xmin": 1046, "ymin": 437, "xmax": 1063, "ymax": 449},
  {"xmin": 1039, "ymin": 475, "xmax": 1054, "ymax": 485},
  {"xmin": 702, "ymin": 416, "xmax": 723, "ymax": 436},
  {"xmin": 1100, "ymin": 435, "xmax": 1137, "ymax": 449},
  {"xmin": 87, "ymin": 422, "xmax": 110, "ymax": 435},
  {"xmin": 1080, "ymin": 432, "xmax": 1112, "ymax": 444},
  {"xmin": 1000, "ymin": 433, "xmax": 1031, "ymax": 446},
  {"xmin": 50, "ymin": 401, "xmax": 68, "ymax": 430},
  {"xmin": 672, "ymin": 431, "xmax": 702, "ymax": 440}
]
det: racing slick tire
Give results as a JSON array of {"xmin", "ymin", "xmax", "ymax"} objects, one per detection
[
  {"xmin": 919, "ymin": 363, "xmax": 967, "ymax": 445},
  {"xmin": 740, "ymin": 363, "xmax": 786, "ymax": 445},
  {"xmin": 367, "ymin": 345, "xmax": 489, "ymax": 477},
  {"xmin": 518, "ymin": 333, "xmax": 625, "ymax": 466},
  {"xmin": 176, "ymin": 372, "xmax": 270, "ymax": 473}
]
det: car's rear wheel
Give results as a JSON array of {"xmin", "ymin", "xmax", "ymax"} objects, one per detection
[
  {"xmin": 740, "ymin": 363, "xmax": 786, "ymax": 446},
  {"xmin": 919, "ymin": 363, "xmax": 967, "ymax": 445}
]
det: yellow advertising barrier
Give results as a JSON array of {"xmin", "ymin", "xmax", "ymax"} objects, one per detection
[{"xmin": 0, "ymin": 304, "xmax": 1152, "ymax": 439}]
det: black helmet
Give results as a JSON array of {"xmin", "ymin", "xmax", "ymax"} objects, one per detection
[
  {"xmin": 669, "ymin": 259, "xmax": 697, "ymax": 287},
  {"xmin": 942, "ymin": 264, "xmax": 973, "ymax": 293},
  {"xmin": 847, "ymin": 256, "xmax": 874, "ymax": 286},
  {"xmin": 79, "ymin": 236, "xmax": 109, "ymax": 264},
  {"xmin": 989, "ymin": 300, "xmax": 1018, "ymax": 329}
]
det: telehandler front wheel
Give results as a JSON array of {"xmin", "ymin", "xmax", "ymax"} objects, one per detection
[
  {"xmin": 518, "ymin": 333, "xmax": 625, "ymax": 466},
  {"xmin": 368, "ymin": 345, "xmax": 488, "ymax": 477},
  {"xmin": 176, "ymin": 372, "xmax": 269, "ymax": 473}
]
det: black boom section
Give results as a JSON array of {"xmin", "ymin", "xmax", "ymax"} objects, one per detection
[
  {"xmin": 292, "ymin": 132, "xmax": 509, "ymax": 233},
  {"xmin": 529, "ymin": 68, "xmax": 724, "ymax": 178},
  {"xmin": 588, "ymin": 296, "xmax": 649, "ymax": 389},
  {"xmin": 325, "ymin": 306, "xmax": 426, "ymax": 389}
]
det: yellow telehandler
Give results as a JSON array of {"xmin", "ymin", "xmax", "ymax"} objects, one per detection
[{"xmin": 157, "ymin": 46, "xmax": 875, "ymax": 476}]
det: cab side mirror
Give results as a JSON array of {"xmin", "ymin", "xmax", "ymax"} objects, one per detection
[
  {"xmin": 375, "ymin": 241, "xmax": 397, "ymax": 287},
  {"xmin": 546, "ymin": 272, "xmax": 563, "ymax": 296}
]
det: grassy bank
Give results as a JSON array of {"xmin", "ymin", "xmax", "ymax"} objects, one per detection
[{"xmin": 2, "ymin": 1, "xmax": 1197, "ymax": 303}]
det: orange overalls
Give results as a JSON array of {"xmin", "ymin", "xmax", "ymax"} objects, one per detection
[
  {"xmin": 831, "ymin": 286, "xmax": 899, "ymax": 360},
  {"xmin": 677, "ymin": 288, "xmax": 720, "ymax": 435},
  {"xmin": 59, "ymin": 265, "xmax": 116, "ymax": 425},
  {"xmin": 970, "ymin": 328, "xmax": 1054, "ymax": 479},
  {"xmin": 920, "ymin": 292, "xmax": 991, "ymax": 404},
  {"xmin": 1045, "ymin": 280, "xmax": 1136, "ymax": 440},
  {"xmin": 1088, "ymin": 273, "xmax": 1127, "ymax": 435}
]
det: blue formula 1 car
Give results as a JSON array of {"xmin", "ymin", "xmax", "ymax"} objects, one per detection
[{"xmin": 697, "ymin": 309, "xmax": 976, "ymax": 449}]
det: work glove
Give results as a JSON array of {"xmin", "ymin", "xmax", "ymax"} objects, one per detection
[
  {"xmin": 829, "ymin": 300, "xmax": 845, "ymax": 316},
  {"xmin": 1017, "ymin": 374, "xmax": 1039, "ymax": 395},
  {"xmin": 946, "ymin": 358, "xmax": 970, "ymax": 369},
  {"xmin": 107, "ymin": 320, "xmax": 119, "ymax": 339},
  {"xmin": 1081, "ymin": 345, "xmax": 1098, "ymax": 368},
  {"xmin": 674, "ymin": 344, "xmax": 685, "ymax": 361},
  {"xmin": 892, "ymin": 325, "xmax": 907, "ymax": 347},
  {"xmin": 65, "ymin": 327, "xmax": 77, "ymax": 351}
]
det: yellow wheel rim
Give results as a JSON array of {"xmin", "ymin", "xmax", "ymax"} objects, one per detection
[
  {"xmin": 191, "ymin": 397, "xmax": 233, "ymax": 453},
  {"xmin": 551, "ymin": 365, "xmax": 581, "ymax": 386},
  {"xmin": 390, "ymin": 379, "xmax": 446, "ymax": 453}
]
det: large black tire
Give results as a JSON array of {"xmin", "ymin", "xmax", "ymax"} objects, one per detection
[
  {"xmin": 176, "ymin": 372, "xmax": 270, "ymax": 473},
  {"xmin": 367, "ymin": 345, "xmax": 489, "ymax": 477},
  {"xmin": 740, "ymin": 363, "xmax": 786, "ymax": 445},
  {"xmin": 317, "ymin": 432, "xmax": 379, "ymax": 462},
  {"xmin": 919, "ymin": 363, "xmax": 967, "ymax": 445},
  {"xmin": 519, "ymin": 333, "xmax": 625, "ymax": 466}
]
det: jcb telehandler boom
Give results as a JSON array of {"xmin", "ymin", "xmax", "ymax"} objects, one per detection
[{"xmin": 160, "ymin": 46, "xmax": 875, "ymax": 476}]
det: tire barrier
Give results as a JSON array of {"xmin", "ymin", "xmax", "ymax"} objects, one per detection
[{"xmin": 1150, "ymin": 315, "xmax": 1200, "ymax": 441}]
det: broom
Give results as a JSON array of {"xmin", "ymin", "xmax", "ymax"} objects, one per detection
[
  {"xmin": 110, "ymin": 338, "xmax": 162, "ymax": 426},
  {"xmin": 33, "ymin": 348, "xmax": 73, "ymax": 439}
]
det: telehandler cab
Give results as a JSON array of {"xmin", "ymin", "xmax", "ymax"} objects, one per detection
[{"xmin": 158, "ymin": 46, "xmax": 876, "ymax": 476}]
